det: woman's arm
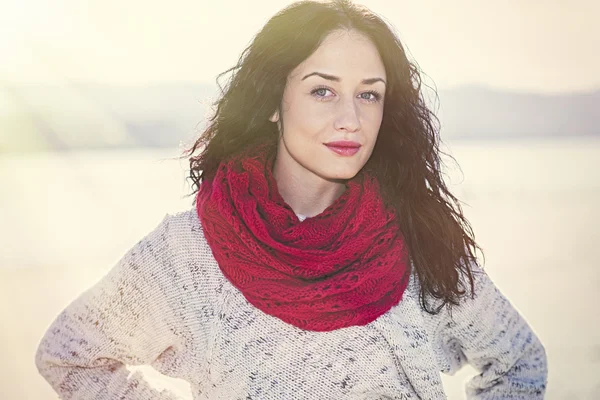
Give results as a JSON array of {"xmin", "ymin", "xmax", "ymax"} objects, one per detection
[
  {"xmin": 424, "ymin": 261, "xmax": 548, "ymax": 399},
  {"xmin": 35, "ymin": 214, "xmax": 181, "ymax": 400}
]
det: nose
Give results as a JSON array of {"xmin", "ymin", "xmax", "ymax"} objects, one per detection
[{"xmin": 333, "ymin": 96, "xmax": 360, "ymax": 133}]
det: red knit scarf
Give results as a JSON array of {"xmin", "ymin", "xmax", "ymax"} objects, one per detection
[{"xmin": 196, "ymin": 144, "xmax": 411, "ymax": 332}]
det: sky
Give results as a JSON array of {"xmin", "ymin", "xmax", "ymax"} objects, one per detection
[{"xmin": 0, "ymin": 0, "xmax": 598, "ymax": 93}]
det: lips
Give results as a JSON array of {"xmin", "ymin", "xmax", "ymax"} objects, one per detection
[{"xmin": 324, "ymin": 141, "xmax": 361, "ymax": 156}]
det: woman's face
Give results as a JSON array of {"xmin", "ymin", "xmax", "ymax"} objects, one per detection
[{"xmin": 271, "ymin": 29, "xmax": 386, "ymax": 183}]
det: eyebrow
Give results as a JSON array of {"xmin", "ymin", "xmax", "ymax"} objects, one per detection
[{"xmin": 301, "ymin": 71, "xmax": 386, "ymax": 86}]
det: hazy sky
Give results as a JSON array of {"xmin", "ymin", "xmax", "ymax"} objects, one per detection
[{"xmin": 1, "ymin": 0, "xmax": 598, "ymax": 93}]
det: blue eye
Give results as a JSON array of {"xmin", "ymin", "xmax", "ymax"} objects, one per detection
[
  {"xmin": 361, "ymin": 91, "xmax": 382, "ymax": 102},
  {"xmin": 311, "ymin": 87, "xmax": 331, "ymax": 98},
  {"xmin": 310, "ymin": 86, "xmax": 382, "ymax": 103}
]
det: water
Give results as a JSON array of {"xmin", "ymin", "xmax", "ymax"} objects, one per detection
[{"xmin": 1, "ymin": 137, "xmax": 599, "ymax": 399}]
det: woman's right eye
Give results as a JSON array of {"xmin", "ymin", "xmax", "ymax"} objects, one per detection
[{"xmin": 311, "ymin": 87, "xmax": 332, "ymax": 99}]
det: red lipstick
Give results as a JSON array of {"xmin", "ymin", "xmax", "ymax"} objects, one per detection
[{"xmin": 324, "ymin": 141, "xmax": 361, "ymax": 156}]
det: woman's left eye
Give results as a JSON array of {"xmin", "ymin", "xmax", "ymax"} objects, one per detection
[{"xmin": 360, "ymin": 91, "xmax": 381, "ymax": 102}]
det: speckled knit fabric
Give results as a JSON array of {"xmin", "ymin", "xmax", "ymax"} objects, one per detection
[{"xmin": 35, "ymin": 209, "xmax": 548, "ymax": 399}]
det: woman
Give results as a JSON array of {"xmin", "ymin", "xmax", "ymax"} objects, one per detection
[{"xmin": 35, "ymin": 0, "xmax": 548, "ymax": 399}]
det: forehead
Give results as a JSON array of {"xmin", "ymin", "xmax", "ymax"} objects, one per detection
[{"xmin": 290, "ymin": 29, "xmax": 386, "ymax": 81}]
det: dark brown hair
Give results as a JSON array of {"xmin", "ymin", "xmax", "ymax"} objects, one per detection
[{"xmin": 181, "ymin": 0, "xmax": 484, "ymax": 314}]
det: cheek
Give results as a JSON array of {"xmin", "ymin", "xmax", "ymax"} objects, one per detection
[
  {"xmin": 295, "ymin": 98, "xmax": 332, "ymax": 121},
  {"xmin": 367, "ymin": 105, "xmax": 385, "ymax": 126},
  {"xmin": 364, "ymin": 109, "xmax": 384, "ymax": 139},
  {"xmin": 283, "ymin": 101, "xmax": 329, "ymax": 138}
]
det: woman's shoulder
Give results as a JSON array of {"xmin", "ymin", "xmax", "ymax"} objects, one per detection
[
  {"xmin": 143, "ymin": 207, "xmax": 224, "ymax": 302},
  {"xmin": 163, "ymin": 206, "xmax": 201, "ymax": 231},
  {"xmin": 160, "ymin": 206, "xmax": 206, "ymax": 248},
  {"xmin": 160, "ymin": 206, "xmax": 218, "ymax": 272},
  {"xmin": 414, "ymin": 260, "xmax": 519, "ymax": 343}
]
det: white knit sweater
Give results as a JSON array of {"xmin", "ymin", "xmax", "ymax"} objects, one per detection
[{"xmin": 35, "ymin": 209, "xmax": 548, "ymax": 399}]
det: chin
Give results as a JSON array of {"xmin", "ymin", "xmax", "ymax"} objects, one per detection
[{"xmin": 321, "ymin": 168, "xmax": 361, "ymax": 181}]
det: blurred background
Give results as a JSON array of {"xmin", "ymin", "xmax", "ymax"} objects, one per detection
[{"xmin": 1, "ymin": 0, "xmax": 599, "ymax": 399}]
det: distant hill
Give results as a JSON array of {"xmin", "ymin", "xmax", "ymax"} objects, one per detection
[
  {"xmin": 1, "ymin": 83, "xmax": 598, "ymax": 152},
  {"xmin": 436, "ymin": 85, "xmax": 600, "ymax": 140}
]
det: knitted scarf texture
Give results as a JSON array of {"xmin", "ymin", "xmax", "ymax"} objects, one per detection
[{"xmin": 196, "ymin": 144, "xmax": 411, "ymax": 332}]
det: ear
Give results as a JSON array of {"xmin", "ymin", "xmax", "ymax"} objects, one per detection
[{"xmin": 269, "ymin": 110, "xmax": 279, "ymax": 123}]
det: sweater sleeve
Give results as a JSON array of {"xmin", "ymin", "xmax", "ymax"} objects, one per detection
[
  {"xmin": 425, "ymin": 261, "xmax": 548, "ymax": 399},
  {"xmin": 35, "ymin": 214, "xmax": 181, "ymax": 400}
]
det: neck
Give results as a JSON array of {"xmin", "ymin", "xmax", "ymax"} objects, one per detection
[{"xmin": 272, "ymin": 153, "xmax": 346, "ymax": 218}]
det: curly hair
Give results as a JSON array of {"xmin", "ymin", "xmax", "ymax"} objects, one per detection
[{"xmin": 181, "ymin": 0, "xmax": 484, "ymax": 315}]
